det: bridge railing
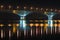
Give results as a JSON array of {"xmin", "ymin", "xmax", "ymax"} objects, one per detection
[{"xmin": 0, "ymin": 5, "xmax": 60, "ymax": 14}]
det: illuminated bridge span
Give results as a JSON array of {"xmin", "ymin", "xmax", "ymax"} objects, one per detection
[{"xmin": 0, "ymin": 5, "xmax": 60, "ymax": 39}]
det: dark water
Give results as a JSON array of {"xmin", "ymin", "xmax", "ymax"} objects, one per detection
[{"xmin": 1, "ymin": 34, "xmax": 60, "ymax": 40}]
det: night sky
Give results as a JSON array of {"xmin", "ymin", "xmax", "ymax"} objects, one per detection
[{"xmin": 0, "ymin": 0, "xmax": 60, "ymax": 8}]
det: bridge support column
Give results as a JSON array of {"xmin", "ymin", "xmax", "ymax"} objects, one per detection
[
  {"xmin": 20, "ymin": 16, "xmax": 26, "ymax": 29},
  {"xmin": 47, "ymin": 12, "xmax": 56, "ymax": 34}
]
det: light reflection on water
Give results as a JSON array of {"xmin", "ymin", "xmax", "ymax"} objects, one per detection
[
  {"xmin": 1, "ymin": 30, "xmax": 3, "ymax": 38},
  {"xmin": 9, "ymin": 30, "xmax": 11, "ymax": 38},
  {"xmin": 1, "ymin": 27, "xmax": 60, "ymax": 39},
  {"xmin": 17, "ymin": 29, "xmax": 19, "ymax": 37}
]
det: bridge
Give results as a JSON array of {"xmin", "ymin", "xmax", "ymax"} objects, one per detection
[{"xmin": 0, "ymin": 5, "xmax": 60, "ymax": 39}]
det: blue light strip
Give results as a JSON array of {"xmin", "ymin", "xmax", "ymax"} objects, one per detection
[
  {"xmin": 18, "ymin": 10, "xmax": 31, "ymax": 30},
  {"xmin": 48, "ymin": 15, "xmax": 53, "ymax": 27},
  {"xmin": 20, "ymin": 16, "xmax": 26, "ymax": 29},
  {"xmin": 23, "ymin": 20, "xmax": 26, "ymax": 29},
  {"xmin": 47, "ymin": 12, "xmax": 56, "ymax": 27},
  {"xmin": 47, "ymin": 12, "xmax": 56, "ymax": 34},
  {"xmin": 20, "ymin": 19, "xmax": 23, "ymax": 29}
]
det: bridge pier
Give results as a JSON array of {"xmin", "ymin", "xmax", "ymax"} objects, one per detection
[
  {"xmin": 17, "ymin": 10, "xmax": 30, "ymax": 30},
  {"xmin": 47, "ymin": 12, "xmax": 56, "ymax": 34}
]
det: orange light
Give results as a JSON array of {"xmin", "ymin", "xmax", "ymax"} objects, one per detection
[
  {"xmin": 54, "ymin": 24, "xmax": 57, "ymax": 27},
  {"xmin": 13, "ymin": 24, "xmax": 16, "ymax": 33},
  {"xmin": 16, "ymin": 24, "xmax": 19, "ymax": 27},
  {"xmin": 30, "ymin": 23, "xmax": 34, "ymax": 27},
  {"xmin": 58, "ymin": 20, "xmax": 60, "ymax": 22},
  {"xmin": 35, "ymin": 23, "xmax": 39, "ymax": 27},
  {"xmin": 13, "ymin": 27, "xmax": 16, "ymax": 33},
  {"xmin": 44, "ymin": 24, "xmax": 48, "ymax": 32},
  {"xmin": 44, "ymin": 11, "xmax": 48, "ymax": 14},
  {"xmin": 13, "ymin": 10, "xmax": 17, "ymax": 14},
  {"xmin": 0, "ymin": 24, "xmax": 4, "ymax": 27},
  {"xmin": 58, "ymin": 24, "xmax": 60, "ymax": 27},
  {"xmin": 40, "ymin": 24, "xmax": 43, "ymax": 27},
  {"xmin": 44, "ymin": 24, "xmax": 48, "ymax": 27},
  {"xmin": 54, "ymin": 20, "xmax": 57, "ymax": 22}
]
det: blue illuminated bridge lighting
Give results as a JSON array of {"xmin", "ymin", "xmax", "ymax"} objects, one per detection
[
  {"xmin": 47, "ymin": 12, "xmax": 56, "ymax": 27},
  {"xmin": 0, "ymin": 5, "xmax": 60, "ymax": 40},
  {"xmin": 17, "ymin": 10, "xmax": 56, "ymax": 29},
  {"xmin": 45, "ymin": 12, "xmax": 56, "ymax": 34},
  {"xmin": 17, "ymin": 10, "xmax": 31, "ymax": 30}
]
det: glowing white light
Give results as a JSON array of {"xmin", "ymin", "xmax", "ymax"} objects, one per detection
[
  {"xmin": 0, "ymin": 24, "xmax": 4, "ymax": 27},
  {"xmin": 17, "ymin": 6, "xmax": 19, "ymax": 9},
  {"xmin": 48, "ymin": 19, "xmax": 53, "ymax": 34},
  {"xmin": 8, "ymin": 5, "xmax": 11, "ymax": 9},
  {"xmin": 30, "ymin": 7, "xmax": 33, "ymax": 10},
  {"xmin": 23, "ymin": 20, "xmax": 26, "ymax": 28},
  {"xmin": 24, "ymin": 29, "xmax": 26, "ymax": 36},
  {"xmin": 41, "ymin": 27, "xmax": 42, "ymax": 35},
  {"xmin": 30, "ymin": 23, "xmax": 34, "ymax": 27},
  {"xmin": 48, "ymin": 20, "xmax": 53, "ymax": 27},
  {"xmin": 50, "ymin": 20, "xmax": 53, "ymax": 34},
  {"xmin": 17, "ymin": 29, "xmax": 19, "ymax": 37},
  {"xmin": 18, "ymin": 10, "xmax": 30, "ymax": 16},
  {"xmin": 55, "ymin": 26, "xmax": 56, "ymax": 34},
  {"xmin": 36, "ymin": 8, "xmax": 38, "ymax": 10},
  {"xmin": 24, "ymin": 6, "xmax": 26, "ymax": 9},
  {"xmin": 1, "ymin": 5, "xmax": 3, "ymax": 8},
  {"xmin": 20, "ymin": 20, "xmax": 23, "ymax": 28},
  {"xmin": 8, "ymin": 24, "xmax": 11, "ymax": 26},
  {"xmin": 54, "ymin": 24, "xmax": 57, "ymax": 34},
  {"xmin": 20, "ymin": 16, "xmax": 26, "ymax": 29},
  {"xmin": 36, "ymin": 28, "xmax": 38, "ymax": 36},
  {"xmin": 9, "ymin": 30, "xmax": 11, "ymax": 38},
  {"xmin": 31, "ymin": 28, "xmax": 33, "ymax": 36},
  {"xmin": 20, "ymin": 16, "xmax": 25, "ymax": 19},
  {"xmin": 1, "ymin": 30, "xmax": 3, "ymax": 38}
]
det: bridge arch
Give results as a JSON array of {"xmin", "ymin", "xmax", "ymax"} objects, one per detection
[
  {"xmin": 26, "ymin": 12, "xmax": 48, "ymax": 20},
  {"xmin": 53, "ymin": 13, "xmax": 60, "ymax": 20},
  {"xmin": 25, "ymin": 12, "xmax": 48, "ymax": 34}
]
